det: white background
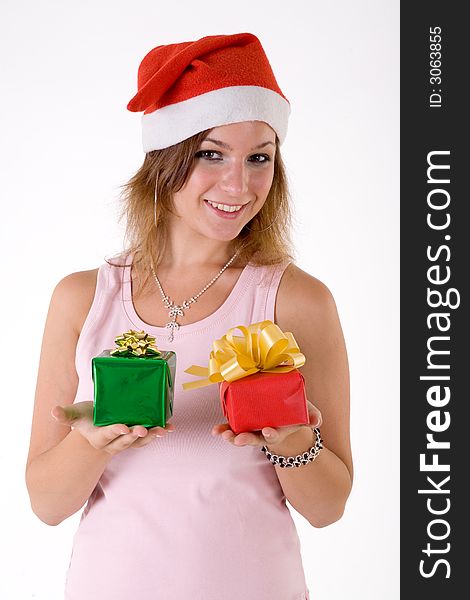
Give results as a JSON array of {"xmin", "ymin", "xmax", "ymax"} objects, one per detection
[{"xmin": 0, "ymin": 1, "xmax": 399, "ymax": 598}]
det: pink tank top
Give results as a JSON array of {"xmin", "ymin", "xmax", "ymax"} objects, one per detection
[{"xmin": 65, "ymin": 254, "xmax": 310, "ymax": 600}]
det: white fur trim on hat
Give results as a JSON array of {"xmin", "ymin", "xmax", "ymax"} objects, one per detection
[{"xmin": 141, "ymin": 85, "xmax": 290, "ymax": 151}]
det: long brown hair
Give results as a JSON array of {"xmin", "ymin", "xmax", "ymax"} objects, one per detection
[{"xmin": 110, "ymin": 128, "xmax": 293, "ymax": 295}]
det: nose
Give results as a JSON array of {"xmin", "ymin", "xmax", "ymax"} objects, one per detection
[{"xmin": 219, "ymin": 161, "xmax": 249, "ymax": 198}]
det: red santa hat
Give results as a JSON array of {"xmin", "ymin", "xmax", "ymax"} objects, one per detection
[{"xmin": 127, "ymin": 32, "xmax": 290, "ymax": 152}]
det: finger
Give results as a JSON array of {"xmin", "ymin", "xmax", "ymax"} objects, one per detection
[
  {"xmin": 51, "ymin": 405, "xmax": 86, "ymax": 426},
  {"xmin": 102, "ymin": 422, "xmax": 176, "ymax": 451},
  {"xmin": 233, "ymin": 431, "xmax": 265, "ymax": 446},
  {"xmin": 129, "ymin": 425, "xmax": 148, "ymax": 437},
  {"xmin": 133, "ymin": 427, "xmax": 165, "ymax": 446},
  {"xmin": 102, "ymin": 431, "xmax": 147, "ymax": 454},
  {"xmin": 131, "ymin": 424, "xmax": 177, "ymax": 448},
  {"xmin": 101, "ymin": 425, "xmax": 151, "ymax": 451},
  {"xmin": 261, "ymin": 427, "xmax": 287, "ymax": 445},
  {"xmin": 131, "ymin": 436, "xmax": 156, "ymax": 449},
  {"xmin": 132, "ymin": 429, "xmax": 162, "ymax": 447},
  {"xmin": 127, "ymin": 425, "xmax": 170, "ymax": 447},
  {"xmin": 221, "ymin": 429, "xmax": 236, "ymax": 443},
  {"xmin": 83, "ymin": 424, "xmax": 130, "ymax": 450},
  {"xmin": 100, "ymin": 424, "xmax": 131, "ymax": 443},
  {"xmin": 261, "ymin": 427, "xmax": 278, "ymax": 440},
  {"xmin": 212, "ymin": 423, "xmax": 231, "ymax": 436},
  {"xmin": 148, "ymin": 426, "xmax": 175, "ymax": 437},
  {"xmin": 51, "ymin": 402, "xmax": 94, "ymax": 426},
  {"xmin": 307, "ymin": 403, "xmax": 322, "ymax": 427},
  {"xmin": 261, "ymin": 424, "xmax": 306, "ymax": 446},
  {"xmin": 51, "ymin": 405, "xmax": 70, "ymax": 425}
]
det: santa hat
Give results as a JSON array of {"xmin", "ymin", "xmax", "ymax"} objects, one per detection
[{"xmin": 127, "ymin": 32, "xmax": 290, "ymax": 152}]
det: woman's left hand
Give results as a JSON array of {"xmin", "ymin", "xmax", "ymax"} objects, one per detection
[{"xmin": 211, "ymin": 400, "xmax": 322, "ymax": 448}]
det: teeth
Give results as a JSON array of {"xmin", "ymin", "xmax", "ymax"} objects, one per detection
[{"xmin": 207, "ymin": 200, "xmax": 243, "ymax": 213}]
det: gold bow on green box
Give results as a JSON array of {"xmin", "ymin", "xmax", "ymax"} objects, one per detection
[{"xmin": 110, "ymin": 329, "xmax": 161, "ymax": 358}]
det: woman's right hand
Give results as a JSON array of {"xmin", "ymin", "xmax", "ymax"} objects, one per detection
[{"xmin": 51, "ymin": 401, "xmax": 175, "ymax": 456}]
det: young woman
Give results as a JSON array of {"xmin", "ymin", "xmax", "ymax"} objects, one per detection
[{"xmin": 26, "ymin": 32, "xmax": 352, "ymax": 599}]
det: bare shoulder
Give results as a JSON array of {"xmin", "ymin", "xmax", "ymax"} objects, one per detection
[
  {"xmin": 26, "ymin": 268, "xmax": 99, "ymax": 468},
  {"xmin": 276, "ymin": 263, "xmax": 339, "ymax": 334},
  {"xmin": 52, "ymin": 268, "xmax": 99, "ymax": 335}
]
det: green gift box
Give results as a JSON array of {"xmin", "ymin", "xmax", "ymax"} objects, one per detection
[{"xmin": 92, "ymin": 330, "xmax": 176, "ymax": 428}]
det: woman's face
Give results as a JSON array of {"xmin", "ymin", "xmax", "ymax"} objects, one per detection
[{"xmin": 171, "ymin": 121, "xmax": 276, "ymax": 243}]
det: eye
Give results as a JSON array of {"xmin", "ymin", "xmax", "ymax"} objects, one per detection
[
  {"xmin": 249, "ymin": 153, "xmax": 271, "ymax": 164},
  {"xmin": 195, "ymin": 150, "xmax": 222, "ymax": 161}
]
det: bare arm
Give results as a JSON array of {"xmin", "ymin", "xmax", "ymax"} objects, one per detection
[
  {"xmin": 25, "ymin": 271, "xmax": 171, "ymax": 526},
  {"xmin": 269, "ymin": 264, "xmax": 353, "ymax": 527},
  {"xmin": 212, "ymin": 264, "xmax": 353, "ymax": 527}
]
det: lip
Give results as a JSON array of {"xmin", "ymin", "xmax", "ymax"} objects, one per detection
[{"xmin": 204, "ymin": 199, "xmax": 248, "ymax": 220}]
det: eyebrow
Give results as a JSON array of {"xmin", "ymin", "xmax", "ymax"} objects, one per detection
[{"xmin": 202, "ymin": 138, "xmax": 276, "ymax": 151}]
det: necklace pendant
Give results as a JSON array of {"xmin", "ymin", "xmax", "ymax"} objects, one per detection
[
  {"xmin": 165, "ymin": 320, "xmax": 180, "ymax": 342},
  {"xmin": 152, "ymin": 246, "xmax": 241, "ymax": 344}
]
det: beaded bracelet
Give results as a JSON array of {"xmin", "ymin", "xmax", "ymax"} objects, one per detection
[{"xmin": 261, "ymin": 427, "xmax": 323, "ymax": 468}]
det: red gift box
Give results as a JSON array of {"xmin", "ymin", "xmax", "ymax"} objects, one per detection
[{"xmin": 219, "ymin": 369, "xmax": 309, "ymax": 434}]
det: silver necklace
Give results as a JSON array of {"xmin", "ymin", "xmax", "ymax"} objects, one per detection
[{"xmin": 150, "ymin": 248, "xmax": 241, "ymax": 342}]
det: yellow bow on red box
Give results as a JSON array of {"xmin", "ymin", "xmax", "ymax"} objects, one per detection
[{"xmin": 183, "ymin": 320, "xmax": 305, "ymax": 390}]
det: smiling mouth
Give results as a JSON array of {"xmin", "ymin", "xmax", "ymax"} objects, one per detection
[{"xmin": 205, "ymin": 199, "xmax": 245, "ymax": 213}]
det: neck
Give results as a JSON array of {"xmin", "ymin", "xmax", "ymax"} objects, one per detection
[{"xmin": 158, "ymin": 227, "xmax": 240, "ymax": 272}]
